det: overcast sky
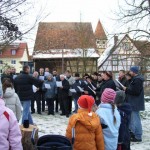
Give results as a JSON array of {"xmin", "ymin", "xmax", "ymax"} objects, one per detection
[{"xmin": 21, "ymin": 0, "xmax": 124, "ymax": 53}]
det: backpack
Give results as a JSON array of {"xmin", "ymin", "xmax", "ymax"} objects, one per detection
[{"xmin": 118, "ymin": 109, "xmax": 130, "ymax": 149}]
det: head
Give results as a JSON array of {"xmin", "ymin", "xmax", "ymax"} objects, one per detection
[
  {"xmin": 86, "ymin": 76, "xmax": 93, "ymax": 83},
  {"xmin": 2, "ymin": 79, "xmax": 13, "ymax": 94},
  {"xmin": 115, "ymin": 91, "xmax": 126, "ymax": 105},
  {"xmin": 78, "ymin": 95, "xmax": 95, "ymax": 116},
  {"xmin": 46, "ymin": 74, "xmax": 53, "ymax": 81},
  {"xmin": 60, "ymin": 74, "xmax": 65, "ymax": 81},
  {"xmin": 45, "ymin": 67, "xmax": 49, "ymax": 72},
  {"xmin": 119, "ymin": 70, "xmax": 125, "ymax": 78},
  {"xmin": 98, "ymin": 73, "xmax": 102, "ymax": 81},
  {"xmin": 65, "ymin": 70, "xmax": 71, "ymax": 77},
  {"xmin": 101, "ymin": 71, "xmax": 113, "ymax": 80},
  {"xmin": 92, "ymin": 72, "xmax": 98, "ymax": 80},
  {"xmin": 129, "ymin": 66, "xmax": 139, "ymax": 77},
  {"xmin": 52, "ymin": 70, "xmax": 57, "ymax": 76},
  {"xmin": 125, "ymin": 71, "xmax": 132, "ymax": 80},
  {"xmin": 83, "ymin": 73, "xmax": 89, "ymax": 80},
  {"xmin": 4, "ymin": 68, "xmax": 11, "ymax": 75},
  {"xmin": 101, "ymin": 88, "xmax": 117, "ymax": 124},
  {"xmin": 39, "ymin": 68, "xmax": 44, "ymax": 73},
  {"xmin": 23, "ymin": 65, "xmax": 30, "ymax": 74},
  {"xmin": 74, "ymin": 73, "xmax": 80, "ymax": 80},
  {"xmin": 33, "ymin": 71, "xmax": 39, "ymax": 78},
  {"xmin": 11, "ymin": 67, "xmax": 16, "ymax": 74}
]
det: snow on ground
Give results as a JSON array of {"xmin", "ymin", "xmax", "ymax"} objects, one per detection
[{"xmin": 32, "ymin": 101, "xmax": 150, "ymax": 150}]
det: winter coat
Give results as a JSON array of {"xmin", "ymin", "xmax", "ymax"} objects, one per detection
[
  {"xmin": 58, "ymin": 79, "xmax": 70, "ymax": 99},
  {"xmin": 3, "ymin": 87, "xmax": 22, "ymax": 121},
  {"xmin": 66, "ymin": 76, "xmax": 75, "ymax": 96},
  {"xmin": 118, "ymin": 76, "xmax": 128, "ymax": 87},
  {"xmin": 1, "ymin": 73, "xmax": 14, "ymax": 84},
  {"xmin": 66, "ymin": 109, "xmax": 105, "ymax": 150},
  {"xmin": 96, "ymin": 79, "xmax": 116, "ymax": 100},
  {"xmin": 71, "ymin": 79, "xmax": 83, "ymax": 99},
  {"xmin": 42, "ymin": 79, "xmax": 57, "ymax": 99},
  {"xmin": 14, "ymin": 72, "xmax": 43, "ymax": 101},
  {"xmin": 0, "ymin": 99, "xmax": 23, "ymax": 150},
  {"xmin": 96, "ymin": 103, "xmax": 121, "ymax": 150},
  {"xmin": 125, "ymin": 75, "xmax": 145, "ymax": 111}
]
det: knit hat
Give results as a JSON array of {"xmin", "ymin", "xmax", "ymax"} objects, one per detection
[
  {"xmin": 115, "ymin": 91, "xmax": 126, "ymax": 105},
  {"xmin": 130, "ymin": 66, "xmax": 139, "ymax": 74},
  {"xmin": 101, "ymin": 88, "xmax": 116, "ymax": 103},
  {"xmin": 78, "ymin": 95, "xmax": 95, "ymax": 116}
]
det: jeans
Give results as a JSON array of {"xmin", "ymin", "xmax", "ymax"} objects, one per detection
[
  {"xmin": 21, "ymin": 101, "xmax": 33, "ymax": 125},
  {"xmin": 129, "ymin": 111, "xmax": 142, "ymax": 139}
]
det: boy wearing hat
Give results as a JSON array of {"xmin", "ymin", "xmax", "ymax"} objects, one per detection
[
  {"xmin": 66, "ymin": 95, "xmax": 104, "ymax": 150},
  {"xmin": 122, "ymin": 66, "xmax": 145, "ymax": 142},
  {"xmin": 96, "ymin": 88, "xmax": 121, "ymax": 150}
]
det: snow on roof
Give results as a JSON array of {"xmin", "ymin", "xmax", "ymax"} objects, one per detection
[{"xmin": 33, "ymin": 48, "xmax": 99, "ymax": 59}]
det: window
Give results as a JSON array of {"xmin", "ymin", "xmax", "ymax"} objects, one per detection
[
  {"xmin": 96, "ymin": 40, "xmax": 100, "ymax": 44},
  {"xmin": 11, "ymin": 49, "xmax": 16, "ymax": 55},
  {"xmin": 0, "ymin": 60, "xmax": 3, "ymax": 64},
  {"xmin": 11, "ymin": 60, "xmax": 16, "ymax": 64},
  {"xmin": 0, "ymin": 50, "xmax": 2, "ymax": 55}
]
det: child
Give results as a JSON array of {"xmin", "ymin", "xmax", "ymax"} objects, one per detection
[
  {"xmin": 2, "ymin": 78, "xmax": 22, "ymax": 121},
  {"xmin": 0, "ymin": 79, "xmax": 23, "ymax": 150},
  {"xmin": 115, "ymin": 90, "xmax": 132, "ymax": 150},
  {"xmin": 96, "ymin": 88, "xmax": 121, "ymax": 150},
  {"xmin": 66, "ymin": 95, "xmax": 104, "ymax": 150}
]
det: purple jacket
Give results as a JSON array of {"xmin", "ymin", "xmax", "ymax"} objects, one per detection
[{"xmin": 0, "ymin": 99, "xmax": 23, "ymax": 150}]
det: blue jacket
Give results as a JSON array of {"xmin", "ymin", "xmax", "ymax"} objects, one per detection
[
  {"xmin": 125, "ymin": 75, "xmax": 145, "ymax": 111},
  {"xmin": 42, "ymin": 79, "xmax": 57, "ymax": 99},
  {"xmin": 96, "ymin": 104, "xmax": 121, "ymax": 150}
]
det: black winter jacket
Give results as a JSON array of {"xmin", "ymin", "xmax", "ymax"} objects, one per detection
[{"xmin": 14, "ymin": 72, "xmax": 42, "ymax": 101}]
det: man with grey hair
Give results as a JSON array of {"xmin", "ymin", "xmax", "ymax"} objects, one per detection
[{"xmin": 58, "ymin": 74, "xmax": 70, "ymax": 117}]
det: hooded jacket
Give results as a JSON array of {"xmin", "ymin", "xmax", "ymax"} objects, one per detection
[
  {"xmin": 3, "ymin": 87, "xmax": 22, "ymax": 121},
  {"xmin": 125, "ymin": 75, "xmax": 145, "ymax": 111},
  {"xmin": 96, "ymin": 104, "xmax": 121, "ymax": 150},
  {"xmin": 66, "ymin": 109, "xmax": 104, "ymax": 150},
  {"xmin": 0, "ymin": 98, "xmax": 23, "ymax": 150}
]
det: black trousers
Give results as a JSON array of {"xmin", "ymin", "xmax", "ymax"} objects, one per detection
[
  {"xmin": 68, "ymin": 96, "xmax": 72, "ymax": 114},
  {"xmin": 39, "ymin": 91, "xmax": 45, "ymax": 112},
  {"xmin": 59, "ymin": 96, "xmax": 69, "ymax": 116},
  {"xmin": 31, "ymin": 92, "xmax": 41, "ymax": 113},
  {"xmin": 46, "ymin": 98, "xmax": 54, "ymax": 114},
  {"xmin": 55, "ymin": 94, "xmax": 59, "ymax": 112}
]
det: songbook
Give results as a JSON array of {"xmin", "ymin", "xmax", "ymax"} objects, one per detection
[
  {"xmin": 115, "ymin": 79, "xmax": 125, "ymax": 88},
  {"xmin": 56, "ymin": 81, "xmax": 62, "ymax": 87},
  {"xmin": 32, "ymin": 85, "xmax": 37, "ymax": 93},
  {"xmin": 77, "ymin": 86, "xmax": 84, "ymax": 92},
  {"xmin": 39, "ymin": 76, "xmax": 44, "ymax": 80},
  {"xmin": 69, "ymin": 89, "xmax": 76, "ymax": 93},
  {"xmin": 13, "ymin": 75, "xmax": 17, "ymax": 79},
  {"xmin": 44, "ymin": 83, "xmax": 51, "ymax": 89}
]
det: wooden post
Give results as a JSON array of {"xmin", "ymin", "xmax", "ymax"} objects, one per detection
[{"xmin": 20, "ymin": 125, "xmax": 38, "ymax": 150}]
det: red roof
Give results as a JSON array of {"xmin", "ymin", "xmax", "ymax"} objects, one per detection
[
  {"xmin": 94, "ymin": 20, "xmax": 107, "ymax": 40},
  {"xmin": 0, "ymin": 43, "xmax": 29, "ymax": 58}
]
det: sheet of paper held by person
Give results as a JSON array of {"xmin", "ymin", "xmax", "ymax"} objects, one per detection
[
  {"xmin": 44, "ymin": 84, "xmax": 51, "ymax": 89},
  {"xmin": 56, "ymin": 81, "xmax": 62, "ymax": 87}
]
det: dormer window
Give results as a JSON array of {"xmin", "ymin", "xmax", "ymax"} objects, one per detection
[
  {"xmin": 0, "ymin": 50, "xmax": 2, "ymax": 55},
  {"xmin": 11, "ymin": 49, "xmax": 16, "ymax": 55}
]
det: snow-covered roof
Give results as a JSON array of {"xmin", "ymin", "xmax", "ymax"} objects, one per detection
[{"xmin": 33, "ymin": 48, "xmax": 99, "ymax": 59}]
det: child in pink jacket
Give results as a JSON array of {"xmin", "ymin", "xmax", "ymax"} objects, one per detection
[{"xmin": 0, "ymin": 82, "xmax": 23, "ymax": 150}]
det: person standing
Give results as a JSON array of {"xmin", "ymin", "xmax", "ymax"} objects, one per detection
[
  {"xmin": 14, "ymin": 65, "xmax": 42, "ymax": 125},
  {"xmin": 123, "ymin": 66, "xmax": 145, "ymax": 142},
  {"xmin": 58, "ymin": 74, "xmax": 70, "ymax": 118},
  {"xmin": 66, "ymin": 95, "xmax": 105, "ymax": 150},
  {"xmin": 2, "ymin": 79, "xmax": 22, "ymax": 121},
  {"xmin": 118, "ymin": 70, "xmax": 128, "ymax": 87},
  {"xmin": 42, "ymin": 74, "xmax": 57, "ymax": 115}
]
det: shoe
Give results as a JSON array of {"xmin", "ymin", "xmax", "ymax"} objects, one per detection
[
  {"xmin": 131, "ymin": 137, "xmax": 142, "ymax": 142},
  {"xmin": 66, "ymin": 115, "xmax": 69, "ymax": 118},
  {"xmin": 48, "ymin": 112, "xmax": 54, "ymax": 115},
  {"xmin": 31, "ymin": 111, "xmax": 35, "ymax": 114},
  {"xmin": 60, "ymin": 113, "xmax": 65, "ymax": 116},
  {"xmin": 38, "ymin": 112, "xmax": 42, "ymax": 115}
]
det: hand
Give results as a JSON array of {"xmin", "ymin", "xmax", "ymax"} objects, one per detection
[
  {"xmin": 60, "ymin": 86, "xmax": 63, "ymax": 89},
  {"xmin": 84, "ymin": 91, "xmax": 88, "ymax": 94},
  {"xmin": 36, "ymin": 88, "xmax": 39, "ymax": 91},
  {"xmin": 122, "ymin": 86, "xmax": 127, "ymax": 91}
]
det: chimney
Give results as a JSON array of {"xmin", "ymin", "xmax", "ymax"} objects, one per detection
[{"xmin": 114, "ymin": 35, "xmax": 118, "ymax": 45}]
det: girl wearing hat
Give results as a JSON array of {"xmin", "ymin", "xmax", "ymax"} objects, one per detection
[
  {"xmin": 66, "ymin": 95, "xmax": 104, "ymax": 150},
  {"xmin": 96, "ymin": 88, "xmax": 121, "ymax": 150}
]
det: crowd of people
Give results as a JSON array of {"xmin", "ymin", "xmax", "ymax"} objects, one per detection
[{"xmin": 0, "ymin": 65, "xmax": 145, "ymax": 150}]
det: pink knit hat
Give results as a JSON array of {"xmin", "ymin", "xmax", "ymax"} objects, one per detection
[{"xmin": 101, "ymin": 88, "xmax": 116, "ymax": 103}]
